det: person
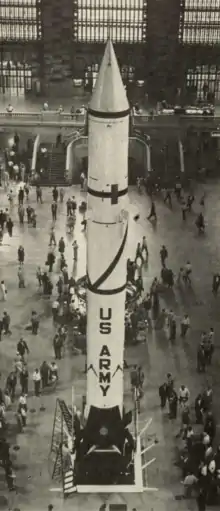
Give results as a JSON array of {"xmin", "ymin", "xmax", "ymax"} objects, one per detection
[
  {"xmin": 17, "ymin": 338, "xmax": 29, "ymax": 359},
  {"xmin": 18, "ymin": 265, "xmax": 25, "ymax": 288},
  {"xmin": 31, "ymin": 311, "xmax": 39, "ymax": 335},
  {"xmin": 52, "ymin": 186, "xmax": 58, "ymax": 202},
  {"xmin": 47, "ymin": 249, "xmax": 56, "ymax": 272},
  {"xmin": 49, "ymin": 362, "xmax": 58, "ymax": 383},
  {"xmin": 32, "ymin": 368, "xmax": 41, "ymax": 396},
  {"xmin": 2, "ymin": 310, "xmax": 11, "ymax": 334},
  {"xmin": 195, "ymin": 393, "xmax": 204, "ymax": 424},
  {"xmin": 179, "ymin": 384, "xmax": 190, "ymax": 406},
  {"xmin": 58, "ymin": 237, "xmax": 65, "ymax": 254},
  {"xmin": 180, "ymin": 314, "xmax": 190, "ymax": 338},
  {"xmin": 40, "ymin": 361, "xmax": 50, "ymax": 388},
  {"xmin": 36, "ymin": 185, "xmax": 43, "ymax": 203},
  {"xmin": 160, "ymin": 245, "xmax": 168, "ymax": 266},
  {"xmin": 18, "ymin": 245, "xmax": 25, "ymax": 265},
  {"xmin": 49, "ymin": 226, "xmax": 56, "ymax": 246},
  {"xmin": 196, "ymin": 212, "xmax": 205, "ymax": 234},
  {"xmin": 147, "ymin": 200, "xmax": 157, "ymax": 221},
  {"xmin": 20, "ymin": 366, "xmax": 29, "ymax": 395},
  {"xmin": 0, "ymin": 281, "xmax": 7, "ymax": 301},
  {"xmin": 159, "ymin": 382, "xmax": 168, "ymax": 409},
  {"xmin": 59, "ymin": 188, "xmax": 64, "ymax": 203},
  {"xmin": 141, "ymin": 236, "xmax": 148, "ymax": 260},
  {"xmin": 6, "ymin": 371, "xmax": 17, "ymax": 401},
  {"xmin": 72, "ymin": 240, "xmax": 79, "ymax": 261},
  {"xmin": 168, "ymin": 389, "xmax": 178, "ymax": 419},
  {"xmin": 6, "ymin": 217, "xmax": 13, "ymax": 237}
]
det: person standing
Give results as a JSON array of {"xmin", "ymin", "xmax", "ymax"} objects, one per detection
[
  {"xmin": 31, "ymin": 311, "xmax": 39, "ymax": 335},
  {"xmin": 159, "ymin": 382, "xmax": 168, "ymax": 409},
  {"xmin": 58, "ymin": 237, "xmax": 65, "ymax": 255},
  {"xmin": 20, "ymin": 366, "xmax": 29, "ymax": 395},
  {"xmin": 32, "ymin": 368, "xmax": 41, "ymax": 397},
  {"xmin": 2, "ymin": 311, "xmax": 11, "ymax": 335},
  {"xmin": 36, "ymin": 185, "xmax": 43, "ymax": 204},
  {"xmin": 6, "ymin": 217, "xmax": 13, "ymax": 237},
  {"xmin": 51, "ymin": 201, "xmax": 57, "ymax": 221},
  {"xmin": 52, "ymin": 186, "xmax": 58, "ymax": 202},
  {"xmin": 18, "ymin": 245, "xmax": 25, "ymax": 265},
  {"xmin": 180, "ymin": 314, "xmax": 190, "ymax": 338},
  {"xmin": 72, "ymin": 240, "xmax": 78, "ymax": 261},
  {"xmin": 18, "ymin": 265, "xmax": 25, "ymax": 288},
  {"xmin": 0, "ymin": 281, "xmax": 7, "ymax": 301},
  {"xmin": 147, "ymin": 200, "xmax": 157, "ymax": 221}
]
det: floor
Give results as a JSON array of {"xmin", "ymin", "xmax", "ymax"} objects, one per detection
[{"xmin": 0, "ymin": 180, "xmax": 220, "ymax": 511}]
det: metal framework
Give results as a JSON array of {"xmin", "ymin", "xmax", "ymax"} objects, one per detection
[
  {"xmin": 0, "ymin": 0, "xmax": 42, "ymax": 41},
  {"xmin": 73, "ymin": 0, "xmax": 147, "ymax": 44},
  {"xmin": 179, "ymin": 0, "xmax": 220, "ymax": 45}
]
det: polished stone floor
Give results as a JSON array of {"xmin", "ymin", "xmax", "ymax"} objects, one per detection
[{"xmin": 0, "ymin": 182, "xmax": 220, "ymax": 510}]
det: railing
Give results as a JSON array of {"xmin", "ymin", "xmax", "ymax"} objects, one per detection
[
  {"xmin": 179, "ymin": 138, "xmax": 185, "ymax": 173},
  {"xmin": 132, "ymin": 131, "xmax": 151, "ymax": 174},
  {"xmin": 0, "ymin": 110, "xmax": 86, "ymax": 127},
  {"xmin": 31, "ymin": 134, "xmax": 40, "ymax": 174},
  {"xmin": 132, "ymin": 112, "xmax": 217, "ymax": 127},
  {"xmin": 65, "ymin": 129, "xmax": 85, "ymax": 182}
]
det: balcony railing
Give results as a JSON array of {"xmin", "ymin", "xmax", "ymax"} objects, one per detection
[{"xmin": 0, "ymin": 110, "xmax": 86, "ymax": 126}]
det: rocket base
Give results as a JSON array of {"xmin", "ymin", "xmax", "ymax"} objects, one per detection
[
  {"xmin": 73, "ymin": 406, "xmax": 146, "ymax": 493},
  {"xmin": 76, "ymin": 437, "xmax": 144, "ymax": 493}
]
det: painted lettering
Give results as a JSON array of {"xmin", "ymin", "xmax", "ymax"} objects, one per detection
[
  {"xmin": 100, "ymin": 322, "xmax": 111, "ymax": 334},
  {"xmin": 99, "ymin": 358, "xmax": 110, "ymax": 371},
  {"xmin": 100, "ymin": 345, "xmax": 110, "ymax": 357},
  {"xmin": 99, "ymin": 307, "xmax": 112, "ymax": 334},
  {"xmin": 100, "ymin": 308, "xmax": 112, "ymax": 320},
  {"xmin": 99, "ymin": 372, "xmax": 111, "ymax": 384},
  {"xmin": 100, "ymin": 385, "xmax": 110, "ymax": 396},
  {"xmin": 99, "ymin": 345, "xmax": 111, "ymax": 396}
]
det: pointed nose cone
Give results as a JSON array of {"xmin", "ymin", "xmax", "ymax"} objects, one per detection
[{"xmin": 89, "ymin": 39, "xmax": 129, "ymax": 114}]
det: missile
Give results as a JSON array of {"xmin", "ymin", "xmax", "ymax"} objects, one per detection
[
  {"xmin": 75, "ymin": 40, "xmax": 136, "ymax": 488},
  {"xmin": 86, "ymin": 39, "xmax": 129, "ymax": 415}
]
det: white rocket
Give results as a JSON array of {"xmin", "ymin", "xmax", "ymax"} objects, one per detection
[{"xmin": 86, "ymin": 39, "xmax": 130, "ymax": 416}]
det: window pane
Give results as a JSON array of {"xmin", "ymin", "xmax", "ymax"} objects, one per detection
[
  {"xmin": 74, "ymin": 0, "xmax": 147, "ymax": 43},
  {"xmin": 0, "ymin": 0, "xmax": 41, "ymax": 41}
]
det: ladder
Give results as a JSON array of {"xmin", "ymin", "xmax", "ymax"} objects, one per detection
[
  {"xmin": 58, "ymin": 399, "xmax": 73, "ymax": 435},
  {"xmin": 52, "ymin": 445, "xmax": 63, "ymax": 481}
]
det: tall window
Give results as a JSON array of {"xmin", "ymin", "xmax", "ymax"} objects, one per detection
[
  {"xmin": 0, "ymin": 0, "xmax": 41, "ymax": 41},
  {"xmin": 186, "ymin": 65, "xmax": 220, "ymax": 100},
  {"xmin": 0, "ymin": 59, "xmax": 32, "ymax": 96},
  {"xmin": 73, "ymin": 0, "xmax": 147, "ymax": 43},
  {"xmin": 179, "ymin": 0, "xmax": 220, "ymax": 44}
]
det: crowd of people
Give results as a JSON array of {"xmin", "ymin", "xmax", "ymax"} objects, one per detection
[{"xmin": 0, "ymin": 130, "xmax": 220, "ymax": 509}]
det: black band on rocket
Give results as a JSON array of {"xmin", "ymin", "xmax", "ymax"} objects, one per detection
[
  {"xmin": 87, "ymin": 222, "xmax": 128, "ymax": 294},
  {"xmin": 88, "ymin": 107, "xmax": 130, "ymax": 119},
  {"xmin": 88, "ymin": 187, "xmax": 128, "ymax": 200},
  {"xmin": 87, "ymin": 281, "xmax": 127, "ymax": 295}
]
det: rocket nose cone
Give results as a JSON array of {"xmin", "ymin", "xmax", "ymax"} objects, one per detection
[{"xmin": 89, "ymin": 39, "xmax": 129, "ymax": 113}]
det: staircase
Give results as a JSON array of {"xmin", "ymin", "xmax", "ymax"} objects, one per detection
[
  {"xmin": 35, "ymin": 142, "xmax": 67, "ymax": 186},
  {"xmin": 50, "ymin": 145, "xmax": 67, "ymax": 185},
  {"xmin": 35, "ymin": 142, "xmax": 53, "ymax": 185}
]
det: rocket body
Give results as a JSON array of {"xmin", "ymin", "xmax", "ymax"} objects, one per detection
[{"xmin": 86, "ymin": 40, "xmax": 130, "ymax": 415}]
